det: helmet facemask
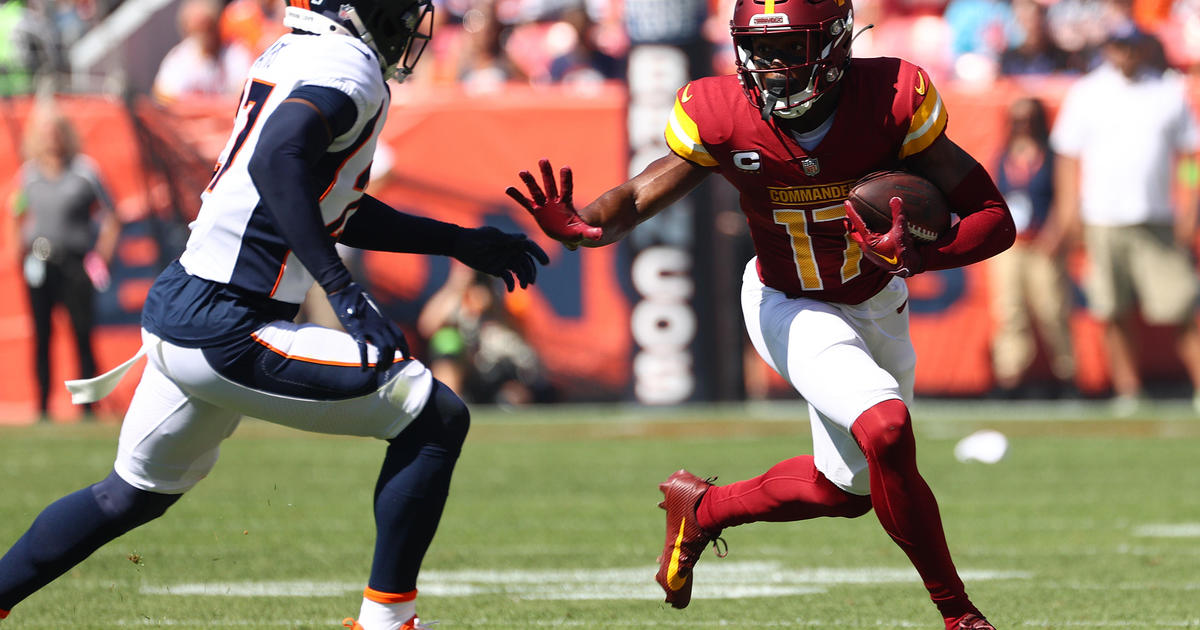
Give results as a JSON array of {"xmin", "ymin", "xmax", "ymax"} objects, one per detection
[
  {"xmin": 283, "ymin": 0, "xmax": 434, "ymax": 82},
  {"xmin": 340, "ymin": 0, "xmax": 434, "ymax": 82},
  {"xmin": 733, "ymin": 7, "xmax": 853, "ymax": 121}
]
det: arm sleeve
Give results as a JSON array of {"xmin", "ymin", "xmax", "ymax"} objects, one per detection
[
  {"xmin": 247, "ymin": 85, "xmax": 358, "ymax": 293},
  {"xmin": 918, "ymin": 163, "xmax": 1016, "ymax": 271},
  {"xmin": 340, "ymin": 194, "xmax": 465, "ymax": 255}
]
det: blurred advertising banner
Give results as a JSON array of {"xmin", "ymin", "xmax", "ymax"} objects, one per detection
[{"xmin": 1, "ymin": 79, "xmax": 1198, "ymax": 422}]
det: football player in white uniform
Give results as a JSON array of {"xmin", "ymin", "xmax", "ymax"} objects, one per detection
[{"xmin": 0, "ymin": 1, "xmax": 546, "ymax": 628}]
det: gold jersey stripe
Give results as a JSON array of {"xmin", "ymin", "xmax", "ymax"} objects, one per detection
[
  {"xmin": 899, "ymin": 83, "xmax": 947, "ymax": 159},
  {"xmin": 665, "ymin": 97, "xmax": 718, "ymax": 167}
]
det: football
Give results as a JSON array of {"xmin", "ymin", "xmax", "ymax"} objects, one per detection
[{"xmin": 846, "ymin": 170, "xmax": 951, "ymax": 242}]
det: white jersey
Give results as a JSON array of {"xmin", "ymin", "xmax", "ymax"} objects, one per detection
[{"xmin": 180, "ymin": 32, "xmax": 389, "ymax": 304}]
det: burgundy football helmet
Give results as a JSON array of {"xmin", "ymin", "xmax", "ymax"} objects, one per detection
[{"xmin": 731, "ymin": 0, "xmax": 855, "ymax": 120}]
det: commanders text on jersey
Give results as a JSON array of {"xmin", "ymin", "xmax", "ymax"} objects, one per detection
[{"xmin": 767, "ymin": 181, "xmax": 855, "ymax": 206}]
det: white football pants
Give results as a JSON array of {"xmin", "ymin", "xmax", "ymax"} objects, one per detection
[
  {"xmin": 112, "ymin": 323, "xmax": 433, "ymax": 494},
  {"xmin": 741, "ymin": 258, "xmax": 916, "ymax": 495}
]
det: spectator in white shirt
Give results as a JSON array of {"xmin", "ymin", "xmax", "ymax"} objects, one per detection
[
  {"xmin": 1050, "ymin": 25, "xmax": 1200, "ymax": 414},
  {"xmin": 152, "ymin": 0, "xmax": 252, "ymax": 104}
]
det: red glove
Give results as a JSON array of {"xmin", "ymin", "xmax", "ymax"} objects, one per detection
[
  {"xmin": 843, "ymin": 196, "xmax": 923, "ymax": 278},
  {"xmin": 505, "ymin": 158, "xmax": 603, "ymax": 250}
]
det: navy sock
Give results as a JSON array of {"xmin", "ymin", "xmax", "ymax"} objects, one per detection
[
  {"xmin": 368, "ymin": 382, "xmax": 469, "ymax": 594},
  {"xmin": 0, "ymin": 471, "xmax": 179, "ymax": 612}
]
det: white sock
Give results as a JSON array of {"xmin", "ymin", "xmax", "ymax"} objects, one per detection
[{"xmin": 355, "ymin": 597, "xmax": 417, "ymax": 630}]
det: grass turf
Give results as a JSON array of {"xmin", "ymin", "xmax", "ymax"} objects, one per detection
[{"xmin": 1, "ymin": 401, "xmax": 1198, "ymax": 628}]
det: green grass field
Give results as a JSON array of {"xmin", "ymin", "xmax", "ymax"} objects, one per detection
[{"xmin": 1, "ymin": 400, "xmax": 1199, "ymax": 629}]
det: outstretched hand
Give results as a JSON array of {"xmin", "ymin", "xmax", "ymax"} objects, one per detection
[
  {"xmin": 327, "ymin": 281, "xmax": 410, "ymax": 372},
  {"xmin": 453, "ymin": 226, "xmax": 550, "ymax": 292},
  {"xmin": 844, "ymin": 196, "xmax": 923, "ymax": 278},
  {"xmin": 505, "ymin": 158, "xmax": 603, "ymax": 250}
]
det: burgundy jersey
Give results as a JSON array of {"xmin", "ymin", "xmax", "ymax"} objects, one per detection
[{"xmin": 664, "ymin": 57, "xmax": 948, "ymax": 304}]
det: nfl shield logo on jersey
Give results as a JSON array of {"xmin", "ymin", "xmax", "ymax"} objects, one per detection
[{"xmin": 800, "ymin": 157, "xmax": 820, "ymax": 176}]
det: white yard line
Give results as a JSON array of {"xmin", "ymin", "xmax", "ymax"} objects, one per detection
[
  {"xmin": 1132, "ymin": 522, "xmax": 1200, "ymax": 537},
  {"xmin": 140, "ymin": 562, "xmax": 1029, "ymax": 600}
]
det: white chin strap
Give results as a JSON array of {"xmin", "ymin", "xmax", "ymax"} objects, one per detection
[
  {"xmin": 771, "ymin": 81, "xmax": 818, "ymax": 118},
  {"xmin": 741, "ymin": 53, "xmax": 819, "ymax": 119}
]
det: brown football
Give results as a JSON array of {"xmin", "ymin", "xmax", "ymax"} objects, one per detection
[{"xmin": 846, "ymin": 170, "xmax": 951, "ymax": 242}]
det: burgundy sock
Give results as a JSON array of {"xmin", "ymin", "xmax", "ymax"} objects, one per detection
[
  {"xmin": 851, "ymin": 399, "xmax": 978, "ymax": 622},
  {"xmin": 696, "ymin": 455, "xmax": 871, "ymax": 531}
]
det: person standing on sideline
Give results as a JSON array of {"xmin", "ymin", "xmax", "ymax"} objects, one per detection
[
  {"xmin": 988, "ymin": 97, "xmax": 1078, "ymax": 398},
  {"xmin": 507, "ymin": 0, "xmax": 1014, "ymax": 626},
  {"xmin": 1050, "ymin": 25, "xmax": 1200, "ymax": 413},
  {"xmin": 7, "ymin": 102, "xmax": 119, "ymax": 422},
  {"xmin": 0, "ymin": 1, "xmax": 547, "ymax": 628}
]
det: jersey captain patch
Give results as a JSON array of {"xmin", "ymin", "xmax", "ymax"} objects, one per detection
[{"xmin": 733, "ymin": 150, "xmax": 762, "ymax": 171}]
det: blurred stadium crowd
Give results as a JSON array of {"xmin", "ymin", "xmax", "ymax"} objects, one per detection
[{"xmin": 2, "ymin": 0, "xmax": 1199, "ymax": 97}]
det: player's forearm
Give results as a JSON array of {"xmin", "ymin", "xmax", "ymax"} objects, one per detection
[
  {"xmin": 577, "ymin": 184, "xmax": 643, "ymax": 246},
  {"xmin": 340, "ymin": 194, "xmax": 463, "ymax": 254},
  {"xmin": 920, "ymin": 163, "xmax": 1016, "ymax": 271},
  {"xmin": 248, "ymin": 103, "xmax": 352, "ymax": 293},
  {"xmin": 577, "ymin": 153, "xmax": 708, "ymax": 246}
]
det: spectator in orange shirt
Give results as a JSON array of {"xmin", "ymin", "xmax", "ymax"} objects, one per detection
[{"xmin": 219, "ymin": 0, "xmax": 286, "ymax": 56}]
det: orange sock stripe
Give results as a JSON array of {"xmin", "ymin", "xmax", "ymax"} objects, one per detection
[{"xmin": 363, "ymin": 587, "xmax": 417, "ymax": 604}]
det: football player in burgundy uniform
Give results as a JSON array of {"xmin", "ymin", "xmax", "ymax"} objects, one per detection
[
  {"xmin": 507, "ymin": 0, "xmax": 1013, "ymax": 627},
  {"xmin": 0, "ymin": 0, "xmax": 546, "ymax": 628}
]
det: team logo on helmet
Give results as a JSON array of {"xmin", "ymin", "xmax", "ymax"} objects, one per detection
[{"xmin": 750, "ymin": 13, "xmax": 789, "ymax": 25}]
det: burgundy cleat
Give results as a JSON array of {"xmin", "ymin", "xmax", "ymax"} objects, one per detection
[
  {"xmin": 654, "ymin": 469, "xmax": 726, "ymax": 609},
  {"xmin": 952, "ymin": 613, "xmax": 997, "ymax": 630}
]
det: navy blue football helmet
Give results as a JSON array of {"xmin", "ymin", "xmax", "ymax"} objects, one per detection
[{"xmin": 283, "ymin": 0, "xmax": 433, "ymax": 82}]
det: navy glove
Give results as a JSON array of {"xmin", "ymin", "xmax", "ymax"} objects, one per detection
[
  {"xmin": 452, "ymin": 226, "xmax": 550, "ymax": 292},
  {"xmin": 327, "ymin": 282, "xmax": 409, "ymax": 372}
]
